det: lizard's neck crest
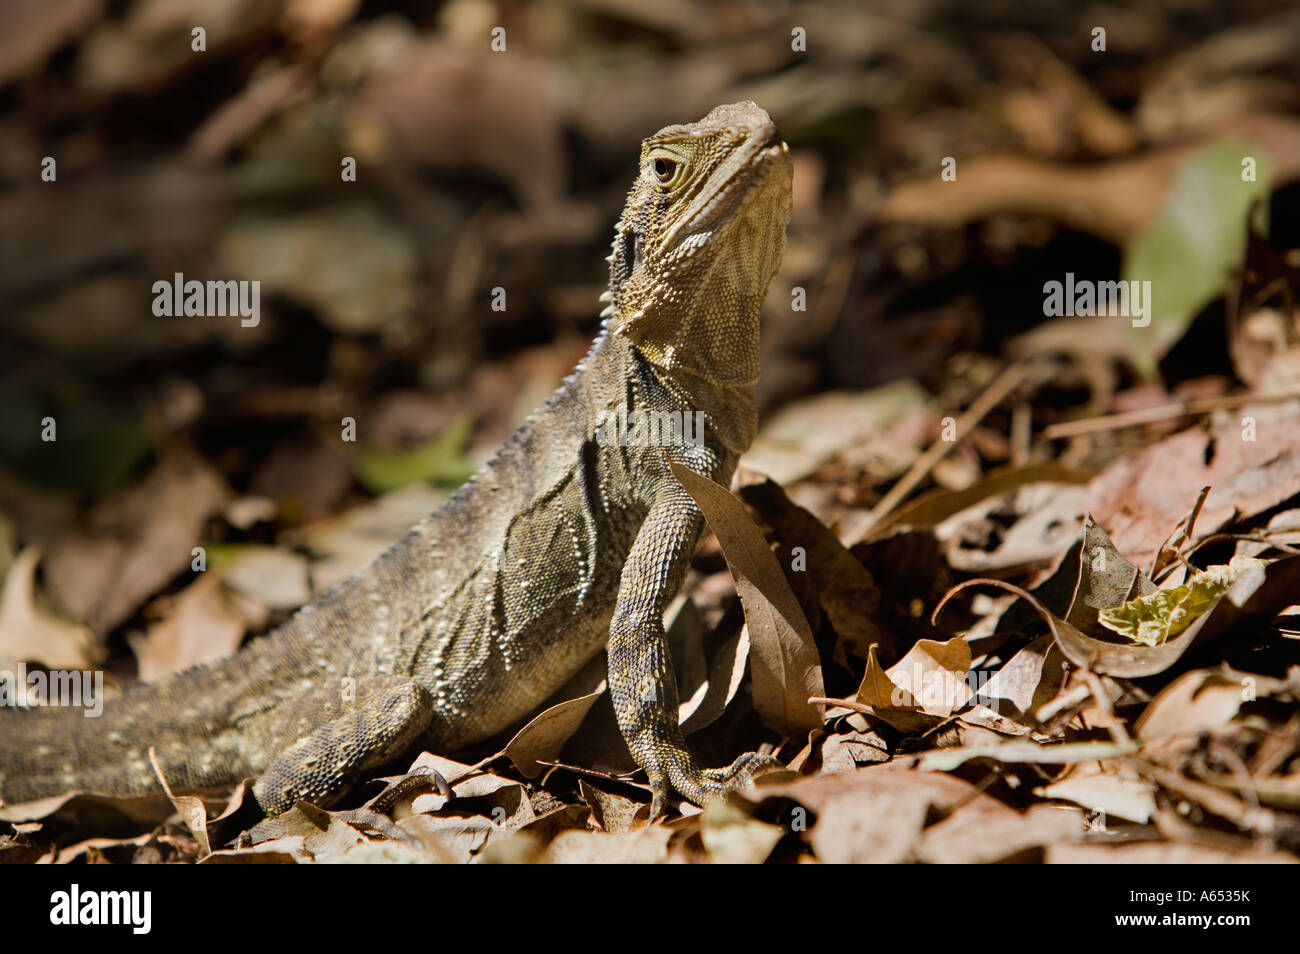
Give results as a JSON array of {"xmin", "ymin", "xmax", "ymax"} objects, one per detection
[{"xmin": 604, "ymin": 102, "xmax": 792, "ymax": 411}]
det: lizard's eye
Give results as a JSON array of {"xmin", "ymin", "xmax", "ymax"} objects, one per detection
[{"xmin": 652, "ymin": 157, "xmax": 678, "ymax": 185}]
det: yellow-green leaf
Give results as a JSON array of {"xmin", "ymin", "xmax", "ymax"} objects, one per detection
[{"xmin": 1098, "ymin": 556, "xmax": 1268, "ymax": 646}]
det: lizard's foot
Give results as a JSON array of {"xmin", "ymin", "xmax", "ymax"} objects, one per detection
[
  {"xmin": 700, "ymin": 751, "xmax": 784, "ymax": 786},
  {"xmin": 252, "ymin": 677, "xmax": 434, "ymax": 815},
  {"xmin": 649, "ymin": 750, "xmax": 784, "ymax": 820}
]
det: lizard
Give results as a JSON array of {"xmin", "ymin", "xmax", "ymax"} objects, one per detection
[{"xmin": 0, "ymin": 101, "xmax": 793, "ymax": 822}]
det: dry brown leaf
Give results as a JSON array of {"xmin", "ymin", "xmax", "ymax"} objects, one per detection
[
  {"xmin": 1086, "ymin": 405, "xmax": 1300, "ymax": 565},
  {"xmin": 678, "ymin": 625, "xmax": 749, "ymax": 736},
  {"xmin": 878, "ymin": 114, "xmax": 1300, "ymax": 245},
  {"xmin": 909, "ymin": 740, "xmax": 1134, "ymax": 772},
  {"xmin": 975, "ymin": 633, "xmax": 1065, "ymax": 720},
  {"xmin": 852, "ymin": 636, "xmax": 972, "ymax": 731},
  {"xmin": 1036, "ymin": 771, "xmax": 1157, "ymax": 824},
  {"xmin": 849, "ymin": 644, "xmax": 942, "ymax": 734},
  {"xmin": 204, "ymin": 837, "xmax": 309, "ymax": 864},
  {"xmin": 748, "ymin": 766, "xmax": 1004, "ymax": 864},
  {"xmin": 539, "ymin": 826, "xmax": 673, "ymax": 864},
  {"xmin": 53, "ymin": 831, "xmax": 159, "ymax": 866},
  {"xmin": 44, "ymin": 452, "xmax": 229, "ymax": 636},
  {"xmin": 699, "ymin": 796, "xmax": 784, "ymax": 864},
  {"xmin": 738, "ymin": 477, "xmax": 891, "ymax": 662},
  {"xmin": 1135, "ymin": 670, "xmax": 1250, "ymax": 742},
  {"xmin": 670, "ymin": 462, "xmax": 823, "ymax": 735},
  {"xmin": 885, "ymin": 636, "xmax": 973, "ymax": 717},
  {"xmin": 0, "ymin": 547, "xmax": 97, "ymax": 671},
  {"xmin": 148, "ymin": 747, "xmax": 212, "ymax": 858},
  {"xmin": 401, "ymin": 752, "xmax": 524, "ymax": 815},
  {"xmin": 501, "ymin": 686, "xmax": 605, "ymax": 778},
  {"xmin": 129, "ymin": 574, "xmax": 250, "ymax": 682},
  {"xmin": 914, "ymin": 802, "xmax": 1081, "ymax": 864},
  {"xmin": 579, "ymin": 780, "xmax": 644, "ymax": 834}
]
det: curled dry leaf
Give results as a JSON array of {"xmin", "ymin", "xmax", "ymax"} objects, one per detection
[
  {"xmin": 853, "ymin": 637, "xmax": 972, "ymax": 731},
  {"xmin": 501, "ymin": 685, "xmax": 605, "ymax": 778},
  {"xmin": 579, "ymin": 780, "xmax": 643, "ymax": 835},
  {"xmin": 148, "ymin": 746, "xmax": 212, "ymax": 859},
  {"xmin": 1065, "ymin": 515, "xmax": 1157, "ymax": 636},
  {"xmin": 678, "ymin": 625, "xmax": 749, "ymax": 736},
  {"xmin": 975, "ymin": 634, "xmax": 1065, "ymax": 720},
  {"xmin": 943, "ymin": 516, "xmax": 1300, "ymax": 677},
  {"xmin": 738, "ymin": 477, "xmax": 891, "ymax": 663},
  {"xmin": 670, "ymin": 461, "xmax": 824, "ymax": 735}
]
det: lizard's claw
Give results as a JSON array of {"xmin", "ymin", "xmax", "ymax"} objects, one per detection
[
  {"xmin": 700, "ymin": 751, "xmax": 784, "ymax": 787},
  {"xmin": 648, "ymin": 750, "xmax": 785, "ymax": 820}
]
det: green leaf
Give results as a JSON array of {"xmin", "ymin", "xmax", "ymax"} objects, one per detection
[
  {"xmin": 351, "ymin": 415, "xmax": 476, "ymax": 493},
  {"xmin": 1123, "ymin": 140, "xmax": 1272, "ymax": 375}
]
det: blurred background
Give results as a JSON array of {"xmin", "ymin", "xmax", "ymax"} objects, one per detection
[{"xmin": 2, "ymin": 0, "xmax": 1300, "ymax": 677}]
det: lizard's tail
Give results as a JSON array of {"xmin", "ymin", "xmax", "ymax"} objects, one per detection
[
  {"xmin": 0, "ymin": 698, "xmax": 177, "ymax": 804},
  {"xmin": 0, "ymin": 634, "xmax": 299, "ymax": 806}
]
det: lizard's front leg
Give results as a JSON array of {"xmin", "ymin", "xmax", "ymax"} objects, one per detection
[{"xmin": 607, "ymin": 477, "xmax": 769, "ymax": 818}]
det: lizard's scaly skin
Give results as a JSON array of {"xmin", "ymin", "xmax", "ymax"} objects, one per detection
[{"xmin": 0, "ymin": 102, "xmax": 792, "ymax": 817}]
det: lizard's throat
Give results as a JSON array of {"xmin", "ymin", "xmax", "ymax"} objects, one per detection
[
  {"xmin": 615, "ymin": 279, "xmax": 762, "ymax": 455},
  {"xmin": 615, "ymin": 259, "xmax": 766, "ymax": 390}
]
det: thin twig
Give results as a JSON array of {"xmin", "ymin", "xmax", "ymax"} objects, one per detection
[
  {"xmin": 1150, "ymin": 486, "xmax": 1211, "ymax": 584},
  {"xmin": 1043, "ymin": 387, "xmax": 1300, "ymax": 439},
  {"xmin": 1082, "ymin": 670, "xmax": 1132, "ymax": 748},
  {"xmin": 863, "ymin": 361, "xmax": 1038, "ymax": 532},
  {"xmin": 808, "ymin": 695, "xmax": 873, "ymax": 715}
]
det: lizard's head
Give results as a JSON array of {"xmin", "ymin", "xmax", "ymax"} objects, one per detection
[{"xmin": 608, "ymin": 101, "xmax": 793, "ymax": 389}]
